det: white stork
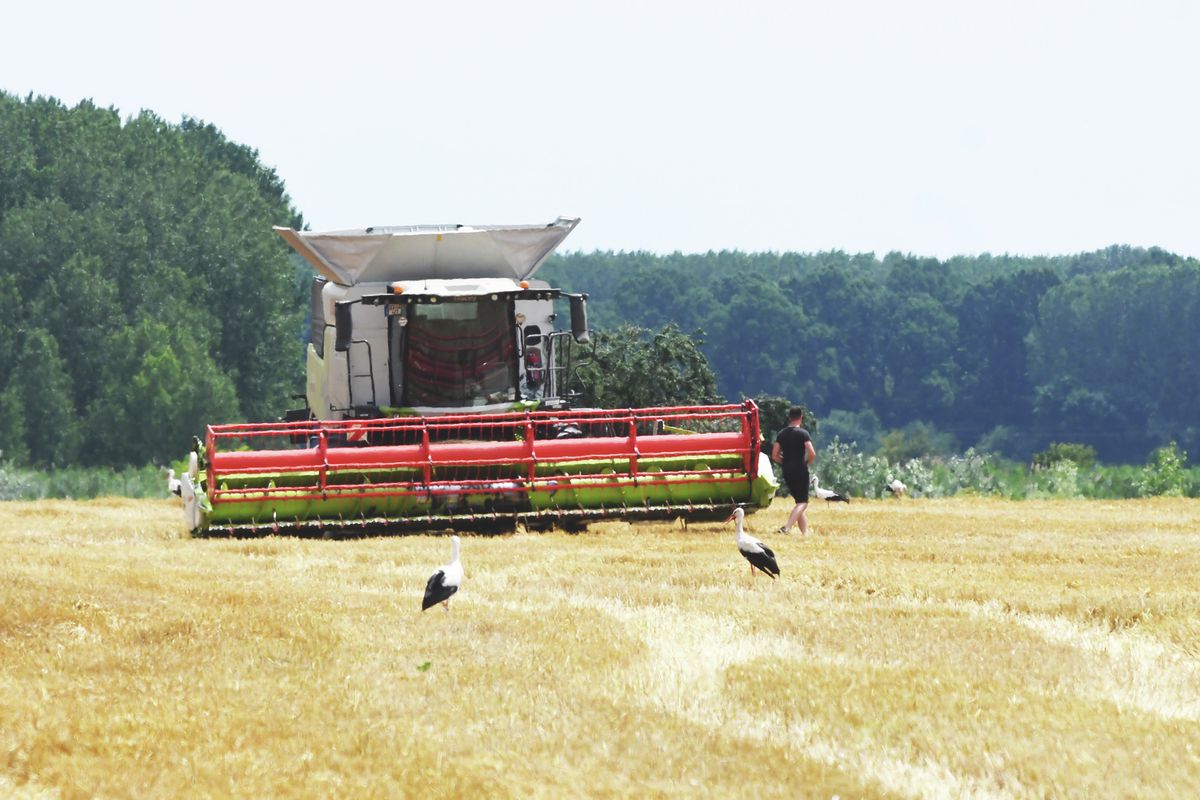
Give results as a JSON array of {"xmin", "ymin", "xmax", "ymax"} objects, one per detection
[
  {"xmin": 886, "ymin": 477, "xmax": 907, "ymax": 497},
  {"xmin": 811, "ymin": 475, "xmax": 850, "ymax": 503},
  {"xmin": 727, "ymin": 507, "xmax": 780, "ymax": 579},
  {"xmin": 422, "ymin": 535, "xmax": 464, "ymax": 612},
  {"xmin": 166, "ymin": 468, "xmax": 182, "ymax": 498}
]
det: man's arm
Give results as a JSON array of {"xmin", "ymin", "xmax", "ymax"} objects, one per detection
[
  {"xmin": 772, "ymin": 441, "xmax": 783, "ymax": 465},
  {"xmin": 805, "ymin": 440, "xmax": 816, "ymax": 466}
]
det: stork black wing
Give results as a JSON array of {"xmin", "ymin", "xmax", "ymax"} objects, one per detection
[
  {"xmin": 422, "ymin": 570, "xmax": 459, "ymax": 610},
  {"xmin": 741, "ymin": 546, "xmax": 780, "ymax": 578}
]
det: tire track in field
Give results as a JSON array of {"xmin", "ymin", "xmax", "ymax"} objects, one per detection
[
  {"xmin": 563, "ymin": 593, "xmax": 1020, "ymax": 800},
  {"xmin": 0, "ymin": 775, "xmax": 59, "ymax": 800},
  {"xmin": 955, "ymin": 599, "xmax": 1200, "ymax": 722}
]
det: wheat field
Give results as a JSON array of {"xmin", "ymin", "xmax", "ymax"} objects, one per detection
[{"xmin": 1, "ymin": 496, "xmax": 1198, "ymax": 799}]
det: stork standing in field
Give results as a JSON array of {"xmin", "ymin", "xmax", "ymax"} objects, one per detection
[
  {"xmin": 165, "ymin": 468, "xmax": 182, "ymax": 497},
  {"xmin": 727, "ymin": 507, "xmax": 780, "ymax": 580},
  {"xmin": 422, "ymin": 535, "xmax": 463, "ymax": 611},
  {"xmin": 886, "ymin": 477, "xmax": 907, "ymax": 497},
  {"xmin": 811, "ymin": 475, "xmax": 850, "ymax": 503}
]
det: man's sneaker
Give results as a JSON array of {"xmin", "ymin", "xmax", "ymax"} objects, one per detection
[{"xmin": 778, "ymin": 525, "xmax": 789, "ymax": 535}]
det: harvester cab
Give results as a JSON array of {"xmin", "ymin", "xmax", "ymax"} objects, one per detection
[
  {"xmin": 283, "ymin": 217, "xmax": 591, "ymax": 429},
  {"xmin": 176, "ymin": 217, "xmax": 778, "ymax": 536}
]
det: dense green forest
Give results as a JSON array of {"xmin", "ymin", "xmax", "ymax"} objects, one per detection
[
  {"xmin": 0, "ymin": 93, "xmax": 307, "ymax": 467},
  {"xmin": 541, "ymin": 247, "xmax": 1200, "ymax": 462},
  {"xmin": 1, "ymin": 93, "xmax": 1196, "ymax": 470}
]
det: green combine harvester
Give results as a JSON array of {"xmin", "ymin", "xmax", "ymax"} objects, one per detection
[{"xmin": 172, "ymin": 217, "xmax": 777, "ymax": 535}]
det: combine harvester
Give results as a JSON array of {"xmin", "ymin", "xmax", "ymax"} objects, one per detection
[{"xmin": 173, "ymin": 217, "xmax": 777, "ymax": 536}]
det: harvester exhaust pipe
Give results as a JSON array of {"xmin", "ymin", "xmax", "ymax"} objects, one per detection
[
  {"xmin": 568, "ymin": 293, "xmax": 590, "ymax": 344},
  {"xmin": 334, "ymin": 300, "xmax": 355, "ymax": 352}
]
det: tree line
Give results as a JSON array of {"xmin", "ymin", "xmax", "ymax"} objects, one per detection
[
  {"xmin": 541, "ymin": 246, "xmax": 1199, "ymax": 463},
  {"xmin": 0, "ymin": 93, "xmax": 307, "ymax": 467},
  {"xmin": 1, "ymin": 93, "xmax": 1194, "ymax": 468}
]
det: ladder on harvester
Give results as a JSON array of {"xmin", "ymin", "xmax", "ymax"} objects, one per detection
[{"xmin": 344, "ymin": 339, "xmax": 377, "ymax": 412}]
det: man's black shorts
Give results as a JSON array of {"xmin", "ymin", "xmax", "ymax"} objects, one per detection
[{"xmin": 782, "ymin": 464, "xmax": 809, "ymax": 502}]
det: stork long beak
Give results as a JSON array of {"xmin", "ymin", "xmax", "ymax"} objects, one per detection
[{"xmin": 725, "ymin": 510, "xmax": 737, "ymax": 522}]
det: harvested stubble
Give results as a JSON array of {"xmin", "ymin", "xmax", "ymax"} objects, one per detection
[{"xmin": 1, "ymin": 496, "xmax": 1198, "ymax": 798}]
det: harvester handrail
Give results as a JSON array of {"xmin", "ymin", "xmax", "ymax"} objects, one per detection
[{"xmin": 206, "ymin": 401, "xmax": 754, "ymax": 436}]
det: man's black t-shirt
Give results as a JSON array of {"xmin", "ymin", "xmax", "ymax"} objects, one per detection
[{"xmin": 775, "ymin": 426, "xmax": 812, "ymax": 466}]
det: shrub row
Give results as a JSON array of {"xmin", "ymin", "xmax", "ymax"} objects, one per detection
[
  {"xmin": 783, "ymin": 439, "xmax": 1199, "ymax": 500},
  {"xmin": 2, "ymin": 442, "xmax": 1195, "ymax": 501}
]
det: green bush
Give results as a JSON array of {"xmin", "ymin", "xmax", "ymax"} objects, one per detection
[
  {"xmin": 814, "ymin": 437, "xmax": 892, "ymax": 498},
  {"xmin": 1136, "ymin": 442, "xmax": 1189, "ymax": 497},
  {"xmin": 4, "ymin": 446, "xmax": 1197, "ymax": 504},
  {"xmin": 818, "ymin": 408, "xmax": 879, "ymax": 453},
  {"xmin": 0, "ymin": 463, "xmax": 167, "ymax": 500},
  {"xmin": 0, "ymin": 460, "xmax": 39, "ymax": 501},
  {"xmin": 939, "ymin": 448, "xmax": 1000, "ymax": 496},
  {"xmin": 1032, "ymin": 442, "xmax": 1097, "ymax": 469},
  {"xmin": 974, "ymin": 425, "xmax": 1035, "ymax": 461},
  {"xmin": 878, "ymin": 421, "xmax": 959, "ymax": 464},
  {"xmin": 1026, "ymin": 460, "xmax": 1082, "ymax": 498},
  {"xmin": 815, "ymin": 439, "xmax": 1200, "ymax": 500},
  {"xmin": 1080, "ymin": 464, "xmax": 1143, "ymax": 499},
  {"xmin": 814, "ymin": 440, "xmax": 937, "ymax": 498}
]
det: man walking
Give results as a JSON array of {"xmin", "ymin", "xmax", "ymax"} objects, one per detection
[{"xmin": 772, "ymin": 406, "xmax": 816, "ymax": 535}]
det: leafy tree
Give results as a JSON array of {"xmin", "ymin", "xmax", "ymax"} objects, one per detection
[
  {"xmin": 814, "ymin": 438, "xmax": 892, "ymax": 499},
  {"xmin": 819, "ymin": 408, "xmax": 882, "ymax": 452},
  {"xmin": 1028, "ymin": 263, "xmax": 1200, "ymax": 460},
  {"xmin": 752, "ymin": 396, "xmax": 819, "ymax": 448},
  {"xmin": 546, "ymin": 245, "xmax": 1200, "ymax": 465},
  {"xmin": 1136, "ymin": 442, "xmax": 1188, "ymax": 497},
  {"xmin": 85, "ymin": 320, "xmax": 241, "ymax": 465},
  {"xmin": 883, "ymin": 252, "xmax": 963, "ymax": 306},
  {"xmin": 3, "ymin": 329, "xmax": 82, "ymax": 467},
  {"xmin": 0, "ymin": 384, "xmax": 30, "ymax": 465},
  {"xmin": 124, "ymin": 337, "xmax": 230, "ymax": 461},
  {"xmin": 787, "ymin": 265, "xmax": 887, "ymax": 413},
  {"xmin": 0, "ymin": 92, "xmax": 306, "ymax": 467},
  {"xmin": 577, "ymin": 324, "xmax": 721, "ymax": 409},
  {"xmin": 1032, "ymin": 442, "xmax": 1097, "ymax": 470},
  {"xmin": 708, "ymin": 279, "xmax": 806, "ymax": 401},
  {"xmin": 952, "ymin": 267, "xmax": 1060, "ymax": 443},
  {"xmin": 878, "ymin": 421, "xmax": 959, "ymax": 464},
  {"xmin": 879, "ymin": 293, "xmax": 960, "ymax": 424},
  {"xmin": 973, "ymin": 425, "xmax": 1033, "ymax": 460}
]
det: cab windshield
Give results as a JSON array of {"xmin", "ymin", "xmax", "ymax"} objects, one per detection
[{"xmin": 399, "ymin": 300, "xmax": 517, "ymax": 407}]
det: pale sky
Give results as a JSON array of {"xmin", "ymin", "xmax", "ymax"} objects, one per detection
[{"xmin": 4, "ymin": 0, "xmax": 1198, "ymax": 258}]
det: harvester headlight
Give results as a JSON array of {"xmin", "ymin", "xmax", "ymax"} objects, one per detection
[
  {"xmin": 390, "ymin": 282, "xmax": 405, "ymax": 294},
  {"xmin": 515, "ymin": 312, "xmax": 526, "ymax": 324},
  {"xmin": 519, "ymin": 280, "xmax": 530, "ymax": 289}
]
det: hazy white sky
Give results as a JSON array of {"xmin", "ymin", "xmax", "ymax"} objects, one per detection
[{"xmin": 4, "ymin": 0, "xmax": 1198, "ymax": 258}]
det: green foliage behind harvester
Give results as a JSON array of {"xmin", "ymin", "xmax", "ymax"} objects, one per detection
[
  {"xmin": 1032, "ymin": 442, "xmax": 1098, "ymax": 469},
  {"xmin": 1136, "ymin": 442, "xmax": 1191, "ymax": 497},
  {"xmin": 809, "ymin": 437, "xmax": 1198, "ymax": 500},
  {"xmin": 575, "ymin": 323, "xmax": 722, "ymax": 409},
  {"xmin": 0, "ymin": 461, "xmax": 166, "ymax": 501},
  {"xmin": 3, "ymin": 92, "xmax": 1198, "ymax": 479},
  {"xmin": 3, "ymin": 439, "xmax": 1195, "ymax": 502},
  {"xmin": 542, "ymin": 247, "xmax": 1200, "ymax": 464}
]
